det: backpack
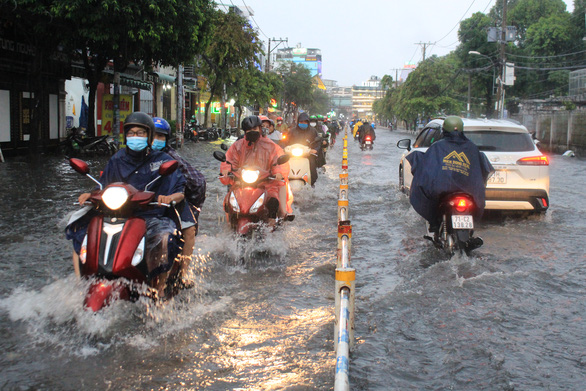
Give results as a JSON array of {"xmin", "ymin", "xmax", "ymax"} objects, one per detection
[{"xmin": 166, "ymin": 149, "xmax": 206, "ymax": 208}]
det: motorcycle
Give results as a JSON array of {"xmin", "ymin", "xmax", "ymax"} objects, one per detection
[
  {"xmin": 424, "ymin": 192, "xmax": 483, "ymax": 256},
  {"xmin": 184, "ymin": 122, "xmax": 199, "ymax": 142},
  {"xmin": 60, "ymin": 128, "xmax": 116, "ymax": 157},
  {"xmin": 360, "ymin": 134, "xmax": 374, "ymax": 151},
  {"xmin": 68, "ymin": 158, "xmax": 185, "ymax": 311},
  {"xmin": 283, "ymin": 144, "xmax": 315, "ymax": 191},
  {"xmin": 213, "ymin": 150, "xmax": 290, "ymax": 235}
]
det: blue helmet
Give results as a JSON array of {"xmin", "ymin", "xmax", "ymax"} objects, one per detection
[{"xmin": 153, "ymin": 117, "xmax": 171, "ymax": 137}]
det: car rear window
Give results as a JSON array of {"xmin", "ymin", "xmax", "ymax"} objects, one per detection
[{"xmin": 466, "ymin": 131, "xmax": 535, "ymax": 152}]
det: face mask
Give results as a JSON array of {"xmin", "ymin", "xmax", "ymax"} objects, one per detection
[
  {"xmin": 152, "ymin": 139, "xmax": 166, "ymax": 151},
  {"xmin": 126, "ymin": 136, "xmax": 148, "ymax": 151},
  {"xmin": 277, "ymin": 121, "xmax": 282, "ymax": 125},
  {"xmin": 310, "ymin": 122, "xmax": 317, "ymax": 127},
  {"xmin": 298, "ymin": 123, "xmax": 308, "ymax": 129},
  {"xmin": 262, "ymin": 126, "xmax": 269, "ymax": 134},
  {"xmin": 245, "ymin": 130, "xmax": 260, "ymax": 142}
]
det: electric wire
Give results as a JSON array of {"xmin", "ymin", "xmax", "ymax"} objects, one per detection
[
  {"xmin": 434, "ymin": 0, "xmax": 478, "ymax": 44},
  {"xmin": 239, "ymin": 0, "xmax": 270, "ymax": 39}
]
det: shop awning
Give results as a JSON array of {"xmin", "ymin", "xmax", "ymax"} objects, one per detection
[{"xmin": 151, "ymin": 71, "xmax": 175, "ymax": 83}]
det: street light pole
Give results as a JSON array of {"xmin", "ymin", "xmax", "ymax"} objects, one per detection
[{"xmin": 469, "ymin": 50, "xmax": 499, "ymax": 118}]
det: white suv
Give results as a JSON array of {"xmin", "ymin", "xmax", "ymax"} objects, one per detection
[{"xmin": 397, "ymin": 118, "xmax": 550, "ymax": 212}]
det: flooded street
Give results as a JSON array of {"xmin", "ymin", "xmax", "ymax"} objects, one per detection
[{"xmin": 1, "ymin": 129, "xmax": 585, "ymax": 390}]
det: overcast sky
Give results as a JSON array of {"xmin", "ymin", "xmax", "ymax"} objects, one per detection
[{"xmin": 228, "ymin": 0, "xmax": 575, "ymax": 86}]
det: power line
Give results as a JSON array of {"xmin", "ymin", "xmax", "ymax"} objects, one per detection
[
  {"xmin": 434, "ymin": 0, "xmax": 479, "ymax": 44},
  {"xmin": 239, "ymin": 0, "xmax": 270, "ymax": 39},
  {"xmin": 506, "ymin": 48, "xmax": 586, "ymax": 60},
  {"xmin": 428, "ymin": 0, "xmax": 494, "ymax": 57}
]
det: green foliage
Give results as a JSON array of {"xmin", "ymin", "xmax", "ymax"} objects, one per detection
[
  {"xmin": 525, "ymin": 13, "xmax": 577, "ymax": 56},
  {"xmin": 198, "ymin": 9, "xmax": 263, "ymax": 125},
  {"xmin": 508, "ymin": 0, "xmax": 568, "ymax": 44},
  {"xmin": 308, "ymin": 89, "xmax": 331, "ymax": 114},
  {"xmin": 277, "ymin": 63, "xmax": 316, "ymax": 117}
]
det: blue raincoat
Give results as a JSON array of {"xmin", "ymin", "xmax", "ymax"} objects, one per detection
[{"xmin": 406, "ymin": 131, "xmax": 494, "ymax": 226}]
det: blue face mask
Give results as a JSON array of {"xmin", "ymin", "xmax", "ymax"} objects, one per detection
[
  {"xmin": 152, "ymin": 139, "xmax": 166, "ymax": 151},
  {"xmin": 126, "ymin": 136, "xmax": 148, "ymax": 151},
  {"xmin": 299, "ymin": 123, "xmax": 308, "ymax": 129}
]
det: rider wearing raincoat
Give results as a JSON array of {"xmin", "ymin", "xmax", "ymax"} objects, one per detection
[
  {"xmin": 220, "ymin": 115, "xmax": 293, "ymax": 218},
  {"xmin": 406, "ymin": 116, "xmax": 494, "ymax": 233}
]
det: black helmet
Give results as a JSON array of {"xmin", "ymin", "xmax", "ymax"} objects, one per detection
[
  {"xmin": 241, "ymin": 115, "xmax": 262, "ymax": 131},
  {"xmin": 442, "ymin": 116, "xmax": 464, "ymax": 133},
  {"xmin": 298, "ymin": 112, "xmax": 310, "ymax": 123},
  {"xmin": 124, "ymin": 112, "xmax": 155, "ymax": 142}
]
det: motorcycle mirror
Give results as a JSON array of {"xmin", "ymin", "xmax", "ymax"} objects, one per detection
[
  {"xmin": 213, "ymin": 151, "xmax": 227, "ymax": 162},
  {"xmin": 276, "ymin": 155, "xmax": 290, "ymax": 165},
  {"xmin": 397, "ymin": 139, "xmax": 411, "ymax": 151},
  {"xmin": 220, "ymin": 144, "xmax": 229, "ymax": 151},
  {"xmin": 159, "ymin": 160, "xmax": 178, "ymax": 176},
  {"xmin": 69, "ymin": 158, "xmax": 90, "ymax": 175}
]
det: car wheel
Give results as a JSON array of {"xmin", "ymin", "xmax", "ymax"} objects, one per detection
[{"xmin": 399, "ymin": 165, "xmax": 405, "ymax": 192}]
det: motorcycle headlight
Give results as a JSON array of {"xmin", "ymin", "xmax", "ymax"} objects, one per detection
[
  {"xmin": 242, "ymin": 169, "xmax": 260, "ymax": 184},
  {"xmin": 292, "ymin": 147, "xmax": 304, "ymax": 157},
  {"xmin": 229, "ymin": 191, "xmax": 240, "ymax": 212},
  {"xmin": 249, "ymin": 193, "xmax": 265, "ymax": 214},
  {"xmin": 102, "ymin": 186, "xmax": 129, "ymax": 210},
  {"xmin": 131, "ymin": 237, "xmax": 145, "ymax": 266},
  {"xmin": 80, "ymin": 235, "xmax": 88, "ymax": 264}
]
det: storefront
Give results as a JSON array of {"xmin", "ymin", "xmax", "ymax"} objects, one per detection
[{"xmin": 0, "ymin": 29, "xmax": 69, "ymax": 156}]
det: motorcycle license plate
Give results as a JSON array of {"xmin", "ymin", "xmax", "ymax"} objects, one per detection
[
  {"xmin": 452, "ymin": 215, "xmax": 474, "ymax": 229},
  {"xmin": 365, "ymin": 141, "xmax": 372, "ymax": 144},
  {"xmin": 488, "ymin": 170, "xmax": 507, "ymax": 184}
]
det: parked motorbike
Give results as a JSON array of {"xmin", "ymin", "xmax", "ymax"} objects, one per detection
[
  {"xmin": 68, "ymin": 158, "xmax": 185, "ymax": 311},
  {"xmin": 60, "ymin": 128, "xmax": 116, "ymax": 157},
  {"xmin": 424, "ymin": 192, "xmax": 483, "ymax": 256},
  {"xmin": 360, "ymin": 134, "xmax": 374, "ymax": 151},
  {"xmin": 213, "ymin": 150, "xmax": 290, "ymax": 235},
  {"xmin": 184, "ymin": 122, "xmax": 199, "ymax": 142},
  {"xmin": 283, "ymin": 144, "xmax": 315, "ymax": 191}
]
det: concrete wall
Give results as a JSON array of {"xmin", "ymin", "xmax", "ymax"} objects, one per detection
[{"xmin": 511, "ymin": 109, "xmax": 586, "ymax": 157}]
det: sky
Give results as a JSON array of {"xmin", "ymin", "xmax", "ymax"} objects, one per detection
[{"xmin": 225, "ymin": 0, "xmax": 576, "ymax": 86}]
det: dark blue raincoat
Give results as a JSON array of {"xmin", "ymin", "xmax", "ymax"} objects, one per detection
[
  {"xmin": 406, "ymin": 131, "xmax": 494, "ymax": 226},
  {"xmin": 99, "ymin": 148, "xmax": 186, "ymax": 217}
]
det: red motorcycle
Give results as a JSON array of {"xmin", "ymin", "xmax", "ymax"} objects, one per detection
[
  {"xmin": 213, "ymin": 151, "xmax": 290, "ymax": 235},
  {"xmin": 68, "ymin": 158, "xmax": 184, "ymax": 311}
]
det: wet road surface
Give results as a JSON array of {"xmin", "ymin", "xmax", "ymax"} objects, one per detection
[{"xmin": 0, "ymin": 128, "xmax": 585, "ymax": 390}]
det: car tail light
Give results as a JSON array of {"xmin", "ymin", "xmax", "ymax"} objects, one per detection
[
  {"xmin": 452, "ymin": 197, "xmax": 471, "ymax": 213},
  {"xmin": 517, "ymin": 155, "xmax": 549, "ymax": 165}
]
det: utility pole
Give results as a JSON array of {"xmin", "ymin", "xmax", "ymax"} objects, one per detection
[
  {"xmin": 498, "ymin": 0, "xmax": 508, "ymax": 118},
  {"xmin": 389, "ymin": 68, "xmax": 402, "ymax": 88},
  {"xmin": 415, "ymin": 42, "xmax": 434, "ymax": 61},
  {"xmin": 266, "ymin": 37, "xmax": 288, "ymax": 73},
  {"xmin": 176, "ymin": 64, "xmax": 184, "ymax": 148}
]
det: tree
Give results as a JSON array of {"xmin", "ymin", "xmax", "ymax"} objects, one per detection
[
  {"xmin": 308, "ymin": 89, "xmax": 330, "ymax": 114},
  {"xmin": 507, "ymin": 0, "xmax": 568, "ymax": 44},
  {"xmin": 455, "ymin": 11, "xmax": 498, "ymax": 117},
  {"xmin": 228, "ymin": 65, "xmax": 283, "ymax": 126},
  {"xmin": 198, "ymin": 9, "xmax": 262, "ymax": 127},
  {"xmin": 53, "ymin": 0, "xmax": 214, "ymax": 136},
  {"xmin": 394, "ymin": 56, "xmax": 462, "ymax": 125},
  {"xmin": 278, "ymin": 63, "xmax": 315, "ymax": 119}
]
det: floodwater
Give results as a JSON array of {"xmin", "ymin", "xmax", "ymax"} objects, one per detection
[{"xmin": 0, "ymin": 128, "xmax": 584, "ymax": 390}]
